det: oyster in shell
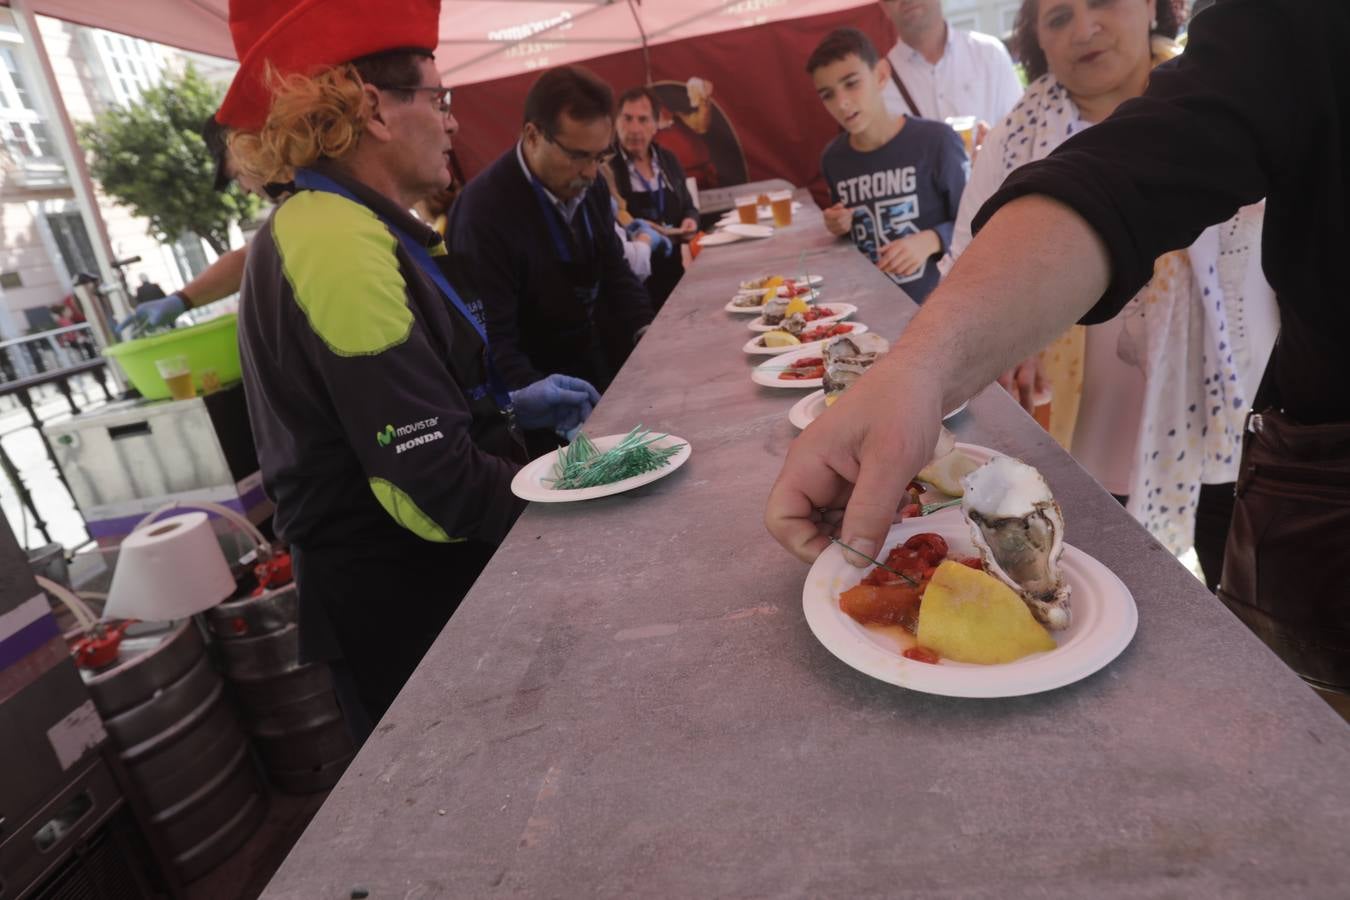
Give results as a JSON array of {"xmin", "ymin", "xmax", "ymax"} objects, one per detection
[
  {"xmin": 779, "ymin": 312, "xmax": 808, "ymax": 336},
  {"xmin": 760, "ymin": 296, "xmax": 791, "ymax": 324},
  {"xmin": 960, "ymin": 456, "xmax": 1071, "ymax": 630},
  {"xmin": 822, "ymin": 333, "xmax": 890, "ymax": 402}
]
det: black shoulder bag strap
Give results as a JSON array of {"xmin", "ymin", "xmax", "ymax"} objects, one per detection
[{"xmin": 888, "ymin": 65, "xmax": 922, "ymax": 118}]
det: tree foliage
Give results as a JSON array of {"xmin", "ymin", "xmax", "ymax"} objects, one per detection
[{"xmin": 79, "ymin": 65, "xmax": 258, "ymax": 255}]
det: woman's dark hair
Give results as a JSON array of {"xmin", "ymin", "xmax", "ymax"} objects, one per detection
[
  {"xmin": 1012, "ymin": 0, "xmax": 1185, "ymax": 83},
  {"xmin": 523, "ymin": 65, "xmax": 614, "ymax": 136},
  {"xmin": 617, "ymin": 85, "xmax": 662, "ymax": 119},
  {"xmin": 805, "ymin": 27, "xmax": 880, "ymax": 75}
]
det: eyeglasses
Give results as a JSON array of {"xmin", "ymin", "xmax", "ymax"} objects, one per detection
[
  {"xmin": 544, "ymin": 132, "xmax": 615, "ymax": 167},
  {"xmin": 375, "ymin": 84, "xmax": 453, "ymax": 115}
]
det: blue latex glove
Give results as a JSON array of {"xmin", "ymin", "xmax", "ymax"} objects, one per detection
[
  {"xmin": 509, "ymin": 374, "xmax": 601, "ymax": 436},
  {"xmin": 628, "ymin": 220, "xmax": 673, "ymax": 257},
  {"xmin": 116, "ymin": 293, "xmax": 186, "ymax": 335}
]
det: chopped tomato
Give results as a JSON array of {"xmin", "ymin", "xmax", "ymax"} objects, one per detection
[
  {"xmin": 839, "ymin": 582, "xmax": 924, "ymax": 630},
  {"xmin": 800, "ymin": 322, "xmax": 853, "ymax": 342},
  {"xmin": 960, "ymin": 557, "xmax": 984, "ymax": 570},
  {"xmin": 903, "ymin": 533, "xmax": 949, "ymax": 566},
  {"xmin": 903, "ymin": 646, "xmax": 941, "ymax": 665},
  {"xmin": 778, "ymin": 366, "xmax": 824, "ymax": 380},
  {"xmin": 790, "ymin": 357, "xmax": 823, "ymax": 368}
]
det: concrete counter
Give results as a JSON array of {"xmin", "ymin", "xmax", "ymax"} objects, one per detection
[{"xmin": 262, "ymin": 197, "xmax": 1350, "ymax": 898}]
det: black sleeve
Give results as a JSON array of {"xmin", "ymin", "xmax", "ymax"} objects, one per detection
[
  {"xmin": 661, "ymin": 148, "xmax": 699, "ymax": 223},
  {"xmin": 447, "ymin": 188, "xmax": 544, "ymax": 389},
  {"xmin": 971, "ymin": 0, "xmax": 1296, "ymax": 323},
  {"xmin": 591, "ymin": 185, "xmax": 655, "ymax": 335}
]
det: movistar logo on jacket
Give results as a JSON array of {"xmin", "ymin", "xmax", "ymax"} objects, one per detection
[{"xmin": 377, "ymin": 417, "xmax": 444, "ymax": 454}]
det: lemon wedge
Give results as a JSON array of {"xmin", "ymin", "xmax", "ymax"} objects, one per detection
[
  {"xmin": 762, "ymin": 331, "xmax": 800, "ymax": 348},
  {"xmin": 916, "ymin": 447, "xmax": 979, "ymax": 497},
  {"xmin": 917, "ymin": 561, "xmax": 1056, "ymax": 664},
  {"xmin": 784, "ymin": 297, "xmax": 811, "ymax": 317}
]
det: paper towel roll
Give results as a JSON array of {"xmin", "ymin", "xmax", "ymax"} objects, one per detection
[{"xmin": 104, "ymin": 512, "xmax": 236, "ymax": 622}]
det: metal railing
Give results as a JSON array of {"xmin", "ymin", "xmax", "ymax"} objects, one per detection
[
  {"xmin": 0, "ymin": 323, "xmax": 117, "ymax": 548},
  {"xmin": 0, "ymin": 323, "xmax": 101, "ymax": 383}
]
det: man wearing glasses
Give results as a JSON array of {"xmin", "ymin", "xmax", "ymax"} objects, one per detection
[
  {"xmin": 449, "ymin": 66, "xmax": 654, "ymax": 407},
  {"xmin": 217, "ymin": 0, "xmax": 599, "ymax": 737}
]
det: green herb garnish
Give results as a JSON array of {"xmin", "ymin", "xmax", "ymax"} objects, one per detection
[{"xmin": 548, "ymin": 427, "xmax": 684, "ymax": 490}]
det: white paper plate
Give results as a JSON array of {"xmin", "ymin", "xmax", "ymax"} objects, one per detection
[
  {"xmin": 509, "ymin": 433, "xmax": 692, "ymax": 503},
  {"xmin": 724, "ymin": 288, "xmax": 822, "ymax": 315},
  {"xmin": 789, "ymin": 391, "xmax": 969, "ymax": 429},
  {"xmin": 802, "ymin": 517, "xmax": 1137, "ymax": 697},
  {"xmin": 748, "ymin": 303, "xmax": 856, "ymax": 332},
  {"xmin": 699, "ymin": 231, "xmax": 745, "ymax": 247},
  {"xmin": 725, "ymin": 223, "xmax": 774, "ymax": 239},
  {"xmin": 742, "ymin": 323, "xmax": 869, "ymax": 356},
  {"xmin": 751, "ymin": 346, "xmax": 829, "ymax": 389}
]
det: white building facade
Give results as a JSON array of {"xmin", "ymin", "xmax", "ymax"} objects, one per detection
[
  {"xmin": 0, "ymin": 9, "xmax": 236, "ymax": 340},
  {"xmin": 943, "ymin": 0, "xmax": 1024, "ymax": 40}
]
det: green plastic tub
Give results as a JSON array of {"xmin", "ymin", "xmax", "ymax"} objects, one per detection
[{"xmin": 103, "ymin": 314, "xmax": 242, "ymax": 400}]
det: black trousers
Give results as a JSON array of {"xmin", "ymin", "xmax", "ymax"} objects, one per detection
[
  {"xmin": 293, "ymin": 538, "xmax": 498, "ymax": 742},
  {"xmin": 1194, "ymin": 482, "xmax": 1236, "ymax": 592}
]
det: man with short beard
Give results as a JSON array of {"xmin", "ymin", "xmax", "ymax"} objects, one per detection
[
  {"xmin": 877, "ymin": 0, "xmax": 1023, "ymax": 127},
  {"xmin": 449, "ymin": 66, "xmax": 654, "ymax": 400}
]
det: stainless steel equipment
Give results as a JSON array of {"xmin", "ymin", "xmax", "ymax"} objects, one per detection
[
  {"xmin": 81, "ymin": 619, "xmax": 267, "ymax": 884},
  {"xmin": 45, "ymin": 383, "xmax": 269, "ymax": 545},
  {"xmin": 205, "ymin": 585, "xmax": 355, "ymax": 794}
]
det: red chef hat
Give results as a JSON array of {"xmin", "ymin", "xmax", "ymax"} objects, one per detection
[{"xmin": 217, "ymin": 0, "xmax": 441, "ymax": 131}]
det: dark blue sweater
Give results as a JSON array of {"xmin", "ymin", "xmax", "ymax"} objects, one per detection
[{"xmin": 448, "ymin": 146, "xmax": 654, "ymax": 392}]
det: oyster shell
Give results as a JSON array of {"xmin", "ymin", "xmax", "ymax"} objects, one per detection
[
  {"xmin": 960, "ymin": 457, "xmax": 1071, "ymax": 630},
  {"xmin": 823, "ymin": 333, "xmax": 890, "ymax": 399},
  {"xmin": 760, "ymin": 297, "xmax": 791, "ymax": 324},
  {"xmin": 779, "ymin": 312, "xmax": 808, "ymax": 336}
]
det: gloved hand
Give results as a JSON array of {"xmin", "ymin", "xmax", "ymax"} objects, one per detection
[
  {"xmin": 116, "ymin": 293, "xmax": 187, "ymax": 335},
  {"xmin": 628, "ymin": 220, "xmax": 673, "ymax": 257},
  {"xmin": 509, "ymin": 374, "xmax": 601, "ymax": 437}
]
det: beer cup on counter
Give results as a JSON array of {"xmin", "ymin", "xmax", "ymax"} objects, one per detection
[{"xmin": 155, "ymin": 355, "xmax": 196, "ymax": 401}]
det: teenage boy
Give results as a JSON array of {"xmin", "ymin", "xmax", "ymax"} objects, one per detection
[{"xmin": 808, "ymin": 27, "xmax": 967, "ymax": 303}]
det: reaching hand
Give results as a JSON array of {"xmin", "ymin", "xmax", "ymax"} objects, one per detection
[
  {"xmin": 764, "ymin": 359, "xmax": 945, "ymax": 566},
  {"xmin": 115, "ymin": 293, "xmax": 186, "ymax": 335},
  {"xmin": 877, "ymin": 231, "xmax": 940, "ymax": 277},
  {"xmin": 822, "ymin": 203, "xmax": 853, "ymax": 237},
  {"xmin": 996, "ymin": 355, "xmax": 1050, "ymax": 414},
  {"xmin": 628, "ymin": 221, "xmax": 673, "ymax": 257},
  {"xmin": 509, "ymin": 374, "xmax": 602, "ymax": 437}
]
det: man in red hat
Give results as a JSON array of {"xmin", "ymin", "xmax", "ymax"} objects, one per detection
[{"xmin": 220, "ymin": 0, "xmax": 599, "ymax": 736}]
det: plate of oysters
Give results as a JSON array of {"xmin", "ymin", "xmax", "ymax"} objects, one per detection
[
  {"xmin": 802, "ymin": 454, "xmax": 1137, "ymax": 698},
  {"xmin": 778, "ymin": 332, "xmax": 972, "ymax": 423}
]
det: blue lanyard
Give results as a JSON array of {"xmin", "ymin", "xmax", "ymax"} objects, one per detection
[
  {"xmin": 630, "ymin": 156, "xmax": 665, "ymax": 220},
  {"xmin": 292, "ymin": 169, "xmax": 513, "ymax": 412},
  {"xmin": 527, "ymin": 175, "xmax": 592, "ymax": 264}
]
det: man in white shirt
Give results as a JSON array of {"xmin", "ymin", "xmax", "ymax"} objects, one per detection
[{"xmin": 878, "ymin": 0, "xmax": 1023, "ymax": 126}]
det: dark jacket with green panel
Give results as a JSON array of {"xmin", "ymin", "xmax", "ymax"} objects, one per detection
[{"xmin": 237, "ymin": 166, "xmax": 526, "ymax": 722}]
